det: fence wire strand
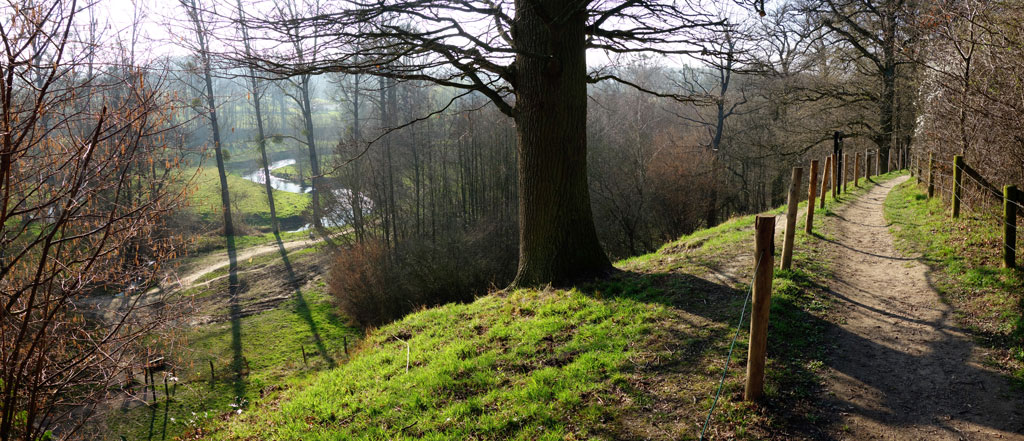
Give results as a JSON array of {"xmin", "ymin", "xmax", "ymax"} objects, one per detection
[
  {"xmin": 928, "ymin": 167, "xmax": 1022, "ymax": 256},
  {"xmin": 698, "ymin": 249, "xmax": 766, "ymax": 441}
]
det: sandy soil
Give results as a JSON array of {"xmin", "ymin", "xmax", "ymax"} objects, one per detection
[{"xmin": 820, "ymin": 176, "xmax": 1024, "ymax": 440}]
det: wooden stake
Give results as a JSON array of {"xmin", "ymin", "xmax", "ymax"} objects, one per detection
[
  {"xmin": 745, "ymin": 215, "xmax": 775, "ymax": 401},
  {"xmin": 820, "ymin": 156, "xmax": 831, "ymax": 209},
  {"xmin": 301, "ymin": 345, "xmax": 308, "ymax": 366},
  {"xmin": 875, "ymin": 149, "xmax": 881, "ymax": 177},
  {"xmin": 1005, "ymin": 185, "xmax": 1018, "ymax": 269},
  {"xmin": 842, "ymin": 153, "xmax": 849, "ymax": 193},
  {"xmin": 927, "ymin": 153, "xmax": 935, "ymax": 198},
  {"xmin": 806, "ymin": 160, "xmax": 818, "ymax": 234},
  {"xmin": 854, "ymin": 152, "xmax": 861, "ymax": 187},
  {"xmin": 831, "ymin": 153, "xmax": 838, "ymax": 199},
  {"xmin": 865, "ymin": 151, "xmax": 871, "ymax": 180},
  {"xmin": 952, "ymin": 155, "xmax": 964, "ymax": 218},
  {"xmin": 209, "ymin": 360, "xmax": 215, "ymax": 386},
  {"xmin": 781, "ymin": 167, "xmax": 803, "ymax": 270}
]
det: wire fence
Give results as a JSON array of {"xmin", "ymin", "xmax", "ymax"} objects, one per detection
[
  {"xmin": 917, "ymin": 154, "xmax": 1023, "ymax": 264},
  {"xmin": 699, "ymin": 249, "xmax": 766, "ymax": 441},
  {"xmin": 698, "ymin": 154, "xmax": 1016, "ymax": 440}
]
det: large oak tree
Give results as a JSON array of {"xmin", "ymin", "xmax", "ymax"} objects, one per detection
[{"xmin": 235, "ymin": 0, "xmax": 725, "ymax": 286}]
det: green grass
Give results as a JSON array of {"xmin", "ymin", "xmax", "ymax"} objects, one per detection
[
  {"xmin": 105, "ymin": 279, "xmax": 359, "ymax": 441},
  {"xmin": 111, "ymin": 171, "xmax": 899, "ymax": 440},
  {"xmin": 196, "ymin": 174, "xmax": 902, "ymax": 440},
  {"xmin": 272, "ymin": 165, "xmax": 301, "ymax": 181},
  {"xmin": 884, "ymin": 178, "xmax": 1024, "ymax": 384},
  {"xmin": 188, "ymin": 230, "xmax": 313, "ymax": 257},
  {"xmin": 189, "ymin": 167, "xmax": 309, "ymax": 229},
  {"xmin": 211, "ymin": 287, "xmax": 677, "ymax": 440}
]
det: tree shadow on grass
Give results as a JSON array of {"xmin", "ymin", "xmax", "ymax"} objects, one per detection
[
  {"xmin": 579, "ymin": 248, "xmax": 1024, "ymax": 440},
  {"xmin": 226, "ymin": 234, "xmax": 246, "ymax": 402},
  {"xmin": 574, "ymin": 268, "xmax": 834, "ymax": 440},
  {"xmin": 274, "ymin": 232, "xmax": 335, "ymax": 368}
]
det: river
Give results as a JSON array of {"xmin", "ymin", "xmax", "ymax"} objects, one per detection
[{"xmin": 242, "ymin": 158, "xmax": 372, "ymax": 232}]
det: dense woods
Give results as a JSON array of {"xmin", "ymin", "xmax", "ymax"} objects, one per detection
[{"xmin": 3, "ymin": 0, "xmax": 1024, "ymax": 439}]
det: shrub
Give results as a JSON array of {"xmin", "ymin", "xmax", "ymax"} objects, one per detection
[{"xmin": 328, "ymin": 221, "xmax": 516, "ymax": 327}]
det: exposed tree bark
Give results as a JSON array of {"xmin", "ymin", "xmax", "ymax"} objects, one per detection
[{"xmin": 510, "ymin": 0, "xmax": 611, "ymax": 285}]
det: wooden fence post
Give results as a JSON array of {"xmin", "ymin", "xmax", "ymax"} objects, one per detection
[
  {"xmin": 854, "ymin": 152, "xmax": 861, "ymax": 187},
  {"xmin": 952, "ymin": 155, "xmax": 964, "ymax": 218},
  {"xmin": 831, "ymin": 153, "xmax": 838, "ymax": 199},
  {"xmin": 876, "ymin": 149, "xmax": 881, "ymax": 176},
  {"xmin": 806, "ymin": 160, "xmax": 818, "ymax": 234},
  {"xmin": 745, "ymin": 215, "xmax": 776, "ymax": 402},
  {"xmin": 865, "ymin": 151, "xmax": 871, "ymax": 180},
  {"xmin": 927, "ymin": 153, "xmax": 935, "ymax": 198},
  {"xmin": 1005, "ymin": 185, "xmax": 1018, "ymax": 269},
  {"xmin": 820, "ymin": 156, "xmax": 831, "ymax": 209},
  {"xmin": 781, "ymin": 167, "xmax": 803, "ymax": 270},
  {"xmin": 842, "ymin": 153, "xmax": 849, "ymax": 193}
]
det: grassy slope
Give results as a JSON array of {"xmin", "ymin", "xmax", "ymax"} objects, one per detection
[
  {"xmin": 199, "ymin": 174, "xmax": 900, "ymax": 441},
  {"xmin": 884, "ymin": 178, "xmax": 1024, "ymax": 384},
  {"xmin": 190, "ymin": 167, "xmax": 309, "ymax": 228},
  {"xmin": 104, "ymin": 248, "xmax": 359, "ymax": 441}
]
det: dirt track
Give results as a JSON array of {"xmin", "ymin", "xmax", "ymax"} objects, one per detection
[
  {"xmin": 77, "ymin": 237, "xmax": 321, "ymax": 322},
  {"xmin": 173, "ymin": 237, "xmax": 319, "ymax": 288},
  {"xmin": 820, "ymin": 175, "xmax": 1024, "ymax": 440}
]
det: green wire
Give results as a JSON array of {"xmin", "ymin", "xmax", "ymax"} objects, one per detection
[{"xmin": 699, "ymin": 251, "xmax": 763, "ymax": 441}]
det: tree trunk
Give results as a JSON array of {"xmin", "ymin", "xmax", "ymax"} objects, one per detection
[
  {"xmin": 879, "ymin": 61, "xmax": 895, "ymax": 173},
  {"xmin": 349, "ymin": 74, "xmax": 366, "ymax": 242},
  {"xmin": 195, "ymin": 16, "xmax": 233, "ymax": 238},
  {"xmin": 299, "ymin": 75, "xmax": 328, "ymax": 240},
  {"xmin": 237, "ymin": 0, "xmax": 278, "ymax": 234},
  {"xmin": 510, "ymin": 0, "xmax": 611, "ymax": 286}
]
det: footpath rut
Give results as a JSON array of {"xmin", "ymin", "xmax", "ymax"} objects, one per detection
[{"xmin": 820, "ymin": 175, "xmax": 1024, "ymax": 440}]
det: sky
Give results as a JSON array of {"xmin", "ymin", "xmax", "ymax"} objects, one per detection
[{"xmin": 91, "ymin": 0, "xmax": 759, "ymax": 71}]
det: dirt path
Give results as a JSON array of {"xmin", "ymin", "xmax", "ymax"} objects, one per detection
[
  {"xmin": 820, "ymin": 175, "xmax": 1024, "ymax": 440},
  {"xmin": 76, "ymin": 237, "xmax": 321, "ymax": 320},
  {"xmin": 173, "ymin": 237, "xmax": 319, "ymax": 288}
]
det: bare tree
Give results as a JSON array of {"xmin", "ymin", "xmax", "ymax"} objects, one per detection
[
  {"xmin": 232, "ymin": 0, "xmax": 725, "ymax": 285},
  {"xmin": 180, "ymin": 0, "xmax": 235, "ymax": 237},
  {"xmin": 0, "ymin": 1, "xmax": 189, "ymax": 439},
  {"xmin": 234, "ymin": 0, "xmax": 279, "ymax": 235},
  {"xmin": 272, "ymin": 0, "xmax": 331, "ymax": 241},
  {"xmin": 807, "ymin": 0, "xmax": 923, "ymax": 171}
]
